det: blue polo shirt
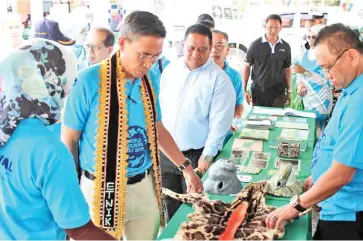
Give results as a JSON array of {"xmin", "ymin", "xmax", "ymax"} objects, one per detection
[
  {"xmin": 224, "ymin": 61, "xmax": 244, "ymax": 105},
  {"xmin": 63, "ymin": 64, "xmax": 162, "ymax": 177},
  {"xmin": 311, "ymin": 73, "xmax": 363, "ymax": 221},
  {"xmin": 0, "ymin": 118, "xmax": 90, "ymax": 239}
]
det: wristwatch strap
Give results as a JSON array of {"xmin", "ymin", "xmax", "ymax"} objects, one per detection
[{"xmin": 177, "ymin": 158, "xmax": 191, "ymax": 172}]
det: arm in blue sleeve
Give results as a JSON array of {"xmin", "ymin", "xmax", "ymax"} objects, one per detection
[
  {"xmin": 63, "ymin": 68, "xmax": 94, "ymax": 131},
  {"xmin": 203, "ymin": 72, "xmax": 236, "ymax": 157},
  {"xmin": 333, "ymin": 102, "xmax": 363, "ymax": 169}
]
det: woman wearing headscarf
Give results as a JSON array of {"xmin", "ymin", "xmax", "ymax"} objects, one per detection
[
  {"xmin": 292, "ymin": 24, "xmax": 333, "ymax": 130},
  {"xmin": 0, "ymin": 39, "xmax": 114, "ymax": 240}
]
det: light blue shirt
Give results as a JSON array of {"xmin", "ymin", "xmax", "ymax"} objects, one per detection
[
  {"xmin": 47, "ymin": 122, "xmax": 61, "ymax": 139},
  {"xmin": 311, "ymin": 73, "xmax": 363, "ymax": 221},
  {"xmin": 224, "ymin": 61, "xmax": 244, "ymax": 105},
  {"xmin": 63, "ymin": 64, "xmax": 162, "ymax": 177},
  {"xmin": 149, "ymin": 56, "xmax": 171, "ymax": 84},
  {"xmin": 0, "ymin": 118, "xmax": 90, "ymax": 240},
  {"xmin": 160, "ymin": 59, "xmax": 236, "ymax": 157}
]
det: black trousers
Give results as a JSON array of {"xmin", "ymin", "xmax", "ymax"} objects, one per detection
[
  {"xmin": 251, "ymin": 82, "xmax": 286, "ymax": 108},
  {"xmin": 313, "ymin": 212, "xmax": 363, "ymax": 240},
  {"xmin": 160, "ymin": 148, "xmax": 203, "ymax": 220}
]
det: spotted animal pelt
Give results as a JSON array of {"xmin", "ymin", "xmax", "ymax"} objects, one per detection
[{"xmin": 163, "ymin": 181, "xmax": 286, "ymax": 240}]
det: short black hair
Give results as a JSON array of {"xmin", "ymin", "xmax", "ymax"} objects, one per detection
[
  {"xmin": 91, "ymin": 27, "xmax": 115, "ymax": 47},
  {"xmin": 184, "ymin": 24, "xmax": 212, "ymax": 45},
  {"xmin": 119, "ymin": 11, "xmax": 166, "ymax": 40},
  {"xmin": 265, "ymin": 14, "xmax": 282, "ymax": 25},
  {"xmin": 315, "ymin": 23, "xmax": 363, "ymax": 55},
  {"xmin": 212, "ymin": 30, "xmax": 228, "ymax": 42},
  {"xmin": 197, "ymin": 14, "xmax": 215, "ymax": 26},
  {"xmin": 199, "ymin": 20, "xmax": 214, "ymax": 30},
  {"xmin": 312, "ymin": 14, "xmax": 324, "ymax": 20}
]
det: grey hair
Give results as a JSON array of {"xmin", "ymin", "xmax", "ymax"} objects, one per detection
[
  {"xmin": 212, "ymin": 30, "xmax": 229, "ymax": 42},
  {"xmin": 119, "ymin": 11, "xmax": 166, "ymax": 40}
]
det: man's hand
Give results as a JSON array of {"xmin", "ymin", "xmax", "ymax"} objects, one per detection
[
  {"xmin": 297, "ymin": 82, "xmax": 307, "ymax": 97},
  {"xmin": 265, "ymin": 204, "xmax": 299, "ymax": 230},
  {"xmin": 303, "ymin": 175, "xmax": 313, "ymax": 192},
  {"xmin": 197, "ymin": 156, "xmax": 212, "ymax": 175},
  {"xmin": 183, "ymin": 166, "xmax": 203, "ymax": 193},
  {"xmin": 244, "ymin": 91, "xmax": 252, "ymax": 105},
  {"xmin": 291, "ymin": 64, "xmax": 306, "ymax": 74}
]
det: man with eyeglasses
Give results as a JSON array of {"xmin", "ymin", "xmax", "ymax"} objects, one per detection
[
  {"xmin": 210, "ymin": 30, "xmax": 244, "ymax": 142},
  {"xmin": 159, "ymin": 24, "xmax": 235, "ymax": 218},
  {"xmin": 61, "ymin": 11, "xmax": 203, "ymax": 240},
  {"xmin": 85, "ymin": 27, "xmax": 115, "ymax": 66},
  {"xmin": 266, "ymin": 23, "xmax": 363, "ymax": 240},
  {"xmin": 243, "ymin": 14, "xmax": 292, "ymax": 107}
]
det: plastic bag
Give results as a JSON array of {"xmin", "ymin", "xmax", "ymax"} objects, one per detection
[{"xmin": 290, "ymin": 92, "xmax": 304, "ymax": 110}]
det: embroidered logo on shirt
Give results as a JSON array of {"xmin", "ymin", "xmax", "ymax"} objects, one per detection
[
  {"xmin": 0, "ymin": 155, "xmax": 12, "ymax": 173},
  {"xmin": 279, "ymin": 49, "xmax": 285, "ymax": 52},
  {"xmin": 127, "ymin": 126, "xmax": 148, "ymax": 169},
  {"xmin": 0, "ymin": 154, "xmax": 12, "ymax": 182}
]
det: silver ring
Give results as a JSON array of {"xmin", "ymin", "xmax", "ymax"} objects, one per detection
[{"xmin": 271, "ymin": 216, "xmax": 277, "ymax": 221}]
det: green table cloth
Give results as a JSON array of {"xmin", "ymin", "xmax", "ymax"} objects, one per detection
[{"xmin": 158, "ymin": 107, "xmax": 317, "ymax": 240}]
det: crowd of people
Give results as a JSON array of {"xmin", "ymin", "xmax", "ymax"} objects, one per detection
[{"xmin": 0, "ymin": 7, "xmax": 362, "ymax": 241}]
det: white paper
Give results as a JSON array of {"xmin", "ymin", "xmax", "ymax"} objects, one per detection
[
  {"xmin": 284, "ymin": 108, "xmax": 316, "ymax": 119},
  {"xmin": 253, "ymin": 107, "xmax": 285, "ymax": 116}
]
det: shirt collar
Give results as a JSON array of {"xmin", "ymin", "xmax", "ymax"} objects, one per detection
[
  {"xmin": 342, "ymin": 73, "xmax": 363, "ymax": 96},
  {"xmin": 183, "ymin": 58, "xmax": 212, "ymax": 71},
  {"xmin": 261, "ymin": 34, "xmax": 283, "ymax": 44}
]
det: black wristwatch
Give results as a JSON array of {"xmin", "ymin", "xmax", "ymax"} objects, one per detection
[
  {"xmin": 177, "ymin": 158, "xmax": 192, "ymax": 172},
  {"xmin": 290, "ymin": 195, "xmax": 307, "ymax": 213}
]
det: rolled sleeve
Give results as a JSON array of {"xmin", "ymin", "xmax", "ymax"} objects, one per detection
[
  {"xmin": 203, "ymin": 72, "xmax": 236, "ymax": 157},
  {"xmin": 333, "ymin": 104, "xmax": 363, "ymax": 169},
  {"xmin": 39, "ymin": 146, "xmax": 91, "ymax": 229}
]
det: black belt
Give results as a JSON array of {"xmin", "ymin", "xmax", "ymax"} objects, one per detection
[{"xmin": 83, "ymin": 168, "xmax": 151, "ymax": 185}]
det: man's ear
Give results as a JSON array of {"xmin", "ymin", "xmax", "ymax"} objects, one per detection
[
  {"xmin": 118, "ymin": 36, "xmax": 125, "ymax": 51},
  {"xmin": 108, "ymin": 46, "xmax": 114, "ymax": 54},
  {"xmin": 226, "ymin": 46, "xmax": 231, "ymax": 57}
]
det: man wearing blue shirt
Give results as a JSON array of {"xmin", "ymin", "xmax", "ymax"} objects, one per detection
[
  {"xmin": 159, "ymin": 24, "xmax": 236, "ymax": 218},
  {"xmin": 266, "ymin": 24, "xmax": 363, "ymax": 240},
  {"xmin": 210, "ymin": 30, "xmax": 244, "ymax": 144},
  {"xmin": 61, "ymin": 11, "xmax": 202, "ymax": 240}
]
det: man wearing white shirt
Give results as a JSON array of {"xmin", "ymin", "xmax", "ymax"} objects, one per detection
[{"xmin": 159, "ymin": 24, "xmax": 236, "ymax": 218}]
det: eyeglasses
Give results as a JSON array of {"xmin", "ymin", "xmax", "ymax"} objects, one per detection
[
  {"xmin": 212, "ymin": 43, "xmax": 228, "ymax": 51},
  {"xmin": 85, "ymin": 44, "xmax": 106, "ymax": 52},
  {"xmin": 322, "ymin": 49, "xmax": 349, "ymax": 75},
  {"xmin": 306, "ymin": 35, "xmax": 316, "ymax": 40},
  {"xmin": 186, "ymin": 45, "xmax": 209, "ymax": 54},
  {"xmin": 137, "ymin": 52, "xmax": 162, "ymax": 62},
  {"xmin": 123, "ymin": 37, "xmax": 162, "ymax": 62}
]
